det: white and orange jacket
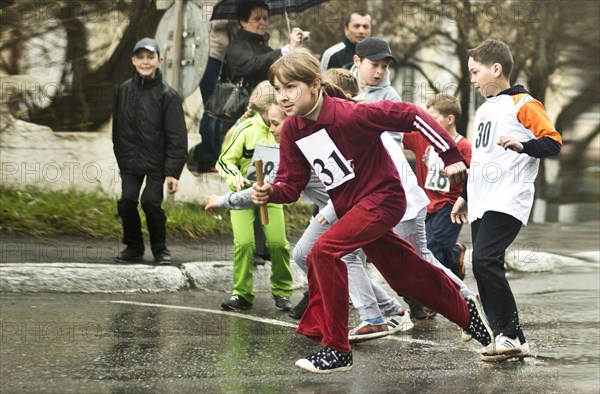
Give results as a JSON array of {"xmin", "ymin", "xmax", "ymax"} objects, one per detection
[{"xmin": 466, "ymin": 85, "xmax": 562, "ymax": 225}]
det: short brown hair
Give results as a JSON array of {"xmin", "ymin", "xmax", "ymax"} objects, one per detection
[
  {"xmin": 468, "ymin": 39, "xmax": 514, "ymax": 79},
  {"xmin": 426, "ymin": 94, "xmax": 461, "ymax": 122}
]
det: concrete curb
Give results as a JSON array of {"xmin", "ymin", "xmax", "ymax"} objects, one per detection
[
  {"xmin": 1, "ymin": 251, "xmax": 596, "ymax": 293},
  {"xmin": 0, "ymin": 261, "xmax": 309, "ymax": 293}
]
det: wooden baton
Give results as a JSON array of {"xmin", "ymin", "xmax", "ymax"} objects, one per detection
[{"xmin": 254, "ymin": 158, "xmax": 269, "ymax": 225}]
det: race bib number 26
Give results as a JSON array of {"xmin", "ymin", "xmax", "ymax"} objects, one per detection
[
  {"xmin": 295, "ymin": 129, "xmax": 355, "ymax": 190},
  {"xmin": 423, "ymin": 147, "xmax": 450, "ymax": 192}
]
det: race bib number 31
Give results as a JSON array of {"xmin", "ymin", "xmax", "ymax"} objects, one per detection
[{"xmin": 296, "ymin": 129, "xmax": 355, "ymax": 190}]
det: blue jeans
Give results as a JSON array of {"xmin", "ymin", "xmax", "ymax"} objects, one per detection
[
  {"xmin": 425, "ymin": 202, "xmax": 464, "ymax": 272},
  {"xmin": 196, "ymin": 57, "xmax": 224, "ymax": 171}
]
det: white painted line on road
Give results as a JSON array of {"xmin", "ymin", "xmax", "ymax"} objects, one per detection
[
  {"xmin": 385, "ymin": 335, "xmax": 437, "ymax": 346},
  {"xmin": 111, "ymin": 300, "xmax": 298, "ymax": 328},
  {"xmin": 111, "ymin": 300, "xmax": 440, "ymax": 346}
]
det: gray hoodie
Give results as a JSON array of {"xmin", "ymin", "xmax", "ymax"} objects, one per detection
[{"xmin": 355, "ymin": 73, "xmax": 401, "ymax": 102}]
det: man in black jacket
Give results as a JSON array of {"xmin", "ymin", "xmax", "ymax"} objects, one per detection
[
  {"xmin": 320, "ymin": 11, "xmax": 372, "ymax": 72},
  {"xmin": 112, "ymin": 38, "xmax": 188, "ymax": 265}
]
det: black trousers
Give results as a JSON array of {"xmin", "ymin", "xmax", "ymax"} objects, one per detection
[
  {"xmin": 118, "ymin": 173, "xmax": 166, "ymax": 255},
  {"xmin": 471, "ymin": 211, "xmax": 526, "ymax": 343}
]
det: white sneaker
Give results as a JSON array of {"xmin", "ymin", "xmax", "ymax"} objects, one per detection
[
  {"xmin": 481, "ymin": 342, "xmax": 530, "ymax": 362},
  {"xmin": 386, "ymin": 311, "xmax": 414, "ymax": 333},
  {"xmin": 480, "ymin": 334, "xmax": 522, "ymax": 355}
]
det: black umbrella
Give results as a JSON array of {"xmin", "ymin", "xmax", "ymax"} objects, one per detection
[{"xmin": 210, "ymin": 0, "xmax": 329, "ymax": 28}]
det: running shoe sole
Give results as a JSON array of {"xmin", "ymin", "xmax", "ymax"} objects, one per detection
[
  {"xmin": 481, "ymin": 352, "xmax": 531, "ymax": 362},
  {"xmin": 295, "ymin": 359, "xmax": 353, "ymax": 373},
  {"xmin": 349, "ymin": 329, "xmax": 391, "ymax": 343}
]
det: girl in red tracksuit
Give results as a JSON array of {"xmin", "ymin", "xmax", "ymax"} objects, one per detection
[{"xmin": 251, "ymin": 49, "xmax": 494, "ymax": 373}]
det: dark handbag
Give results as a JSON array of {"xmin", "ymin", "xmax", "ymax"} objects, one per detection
[{"xmin": 204, "ymin": 80, "xmax": 249, "ymax": 121}]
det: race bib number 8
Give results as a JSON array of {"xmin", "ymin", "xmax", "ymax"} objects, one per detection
[
  {"xmin": 247, "ymin": 144, "xmax": 279, "ymax": 184},
  {"xmin": 296, "ymin": 129, "xmax": 355, "ymax": 190}
]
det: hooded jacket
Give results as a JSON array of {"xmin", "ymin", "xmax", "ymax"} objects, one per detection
[
  {"xmin": 354, "ymin": 73, "xmax": 401, "ymax": 102},
  {"xmin": 113, "ymin": 68, "xmax": 188, "ymax": 178}
]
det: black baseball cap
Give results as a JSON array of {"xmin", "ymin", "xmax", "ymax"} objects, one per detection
[
  {"xmin": 355, "ymin": 37, "xmax": 397, "ymax": 63},
  {"xmin": 133, "ymin": 38, "xmax": 160, "ymax": 56}
]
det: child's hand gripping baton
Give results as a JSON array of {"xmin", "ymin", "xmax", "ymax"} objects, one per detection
[{"xmin": 254, "ymin": 158, "xmax": 269, "ymax": 225}]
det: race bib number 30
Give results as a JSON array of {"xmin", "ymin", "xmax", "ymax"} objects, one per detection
[
  {"xmin": 296, "ymin": 129, "xmax": 355, "ymax": 190},
  {"xmin": 474, "ymin": 109, "xmax": 500, "ymax": 153}
]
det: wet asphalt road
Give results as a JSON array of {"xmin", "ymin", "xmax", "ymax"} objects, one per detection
[{"xmin": 1, "ymin": 261, "xmax": 599, "ymax": 394}]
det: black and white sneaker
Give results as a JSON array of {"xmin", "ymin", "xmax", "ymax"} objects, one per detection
[
  {"xmin": 464, "ymin": 295, "xmax": 494, "ymax": 347},
  {"xmin": 481, "ymin": 342, "xmax": 530, "ymax": 362},
  {"xmin": 295, "ymin": 346, "xmax": 353, "ymax": 373},
  {"xmin": 386, "ymin": 311, "xmax": 414, "ymax": 333},
  {"xmin": 221, "ymin": 295, "xmax": 252, "ymax": 311},
  {"xmin": 480, "ymin": 334, "xmax": 522, "ymax": 356}
]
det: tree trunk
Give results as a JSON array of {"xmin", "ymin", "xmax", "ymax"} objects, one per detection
[
  {"xmin": 27, "ymin": 0, "xmax": 163, "ymax": 131},
  {"xmin": 526, "ymin": 2, "xmax": 559, "ymax": 201},
  {"xmin": 559, "ymin": 125, "xmax": 600, "ymax": 203}
]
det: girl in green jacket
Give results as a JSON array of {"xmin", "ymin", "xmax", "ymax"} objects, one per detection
[{"xmin": 216, "ymin": 81, "xmax": 292, "ymax": 311}]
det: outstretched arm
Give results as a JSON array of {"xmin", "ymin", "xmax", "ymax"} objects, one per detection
[{"xmin": 205, "ymin": 188, "xmax": 255, "ymax": 211}]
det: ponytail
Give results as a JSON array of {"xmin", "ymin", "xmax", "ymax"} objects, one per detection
[
  {"xmin": 321, "ymin": 81, "xmax": 359, "ymax": 103},
  {"xmin": 235, "ymin": 80, "xmax": 275, "ymax": 123}
]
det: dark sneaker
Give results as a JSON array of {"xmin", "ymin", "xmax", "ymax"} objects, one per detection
[
  {"xmin": 295, "ymin": 346, "xmax": 353, "ymax": 373},
  {"xmin": 221, "ymin": 295, "xmax": 252, "ymax": 311},
  {"xmin": 464, "ymin": 295, "xmax": 494, "ymax": 347},
  {"xmin": 154, "ymin": 249, "xmax": 172, "ymax": 265},
  {"xmin": 253, "ymin": 255, "xmax": 268, "ymax": 266},
  {"xmin": 349, "ymin": 321, "xmax": 390, "ymax": 343},
  {"xmin": 426, "ymin": 308, "xmax": 438, "ymax": 318},
  {"xmin": 403, "ymin": 297, "xmax": 429, "ymax": 320},
  {"xmin": 453, "ymin": 242, "xmax": 467, "ymax": 280},
  {"xmin": 289, "ymin": 291, "xmax": 309, "ymax": 319},
  {"xmin": 273, "ymin": 295, "xmax": 292, "ymax": 311},
  {"xmin": 203, "ymin": 166, "xmax": 218, "ymax": 173},
  {"xmin": 115, "ymin": 246, "xmax": 144, "ymax": 263}
]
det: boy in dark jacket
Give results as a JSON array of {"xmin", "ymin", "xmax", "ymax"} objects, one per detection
[{"xmin": 112, "ymin": 37, "xmax": 188, "ymax": 265}]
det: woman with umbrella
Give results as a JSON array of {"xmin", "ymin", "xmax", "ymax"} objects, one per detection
[{"xmin": 226, "ymin": 0, "xmax": 305, "ymax": 94}]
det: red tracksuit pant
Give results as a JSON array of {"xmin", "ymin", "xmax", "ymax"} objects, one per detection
[{"xmin": 297, "ymin": 205, "xmax": 470, "ymax": 352}]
